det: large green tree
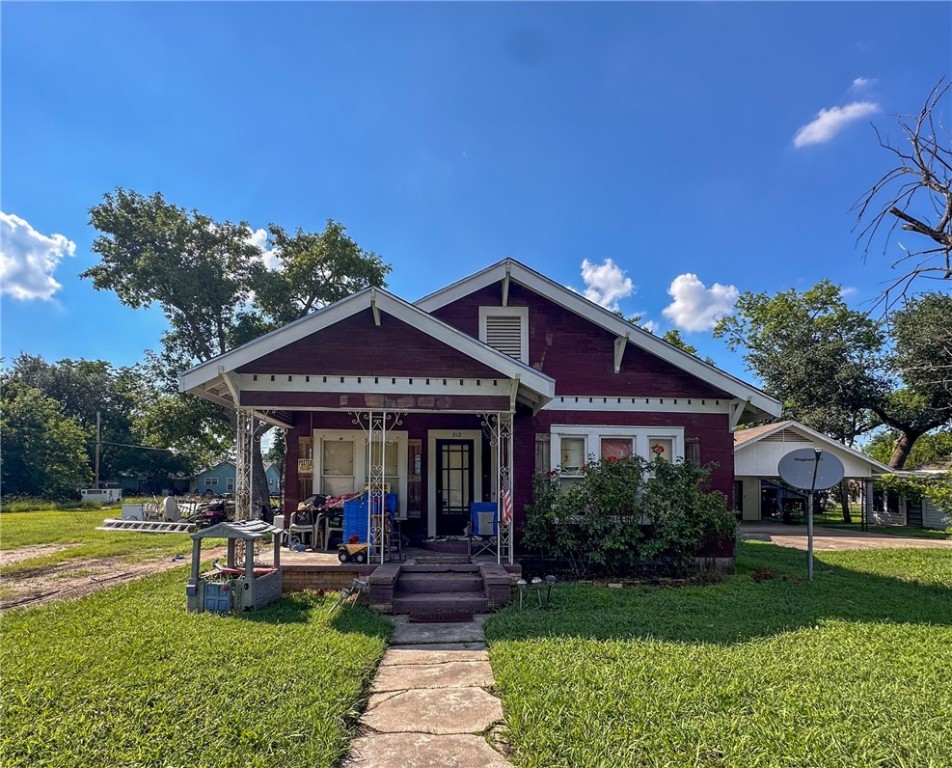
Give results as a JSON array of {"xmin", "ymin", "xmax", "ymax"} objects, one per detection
[
  {"xmin": 82, "ymin": 189, "xmax": 390, "ymax": 510},
  {"xmin": 5, "ymin": 354, "xmax": 193, "ymax": 489},
  {"xmin": 714, "ymin": 281, "xmax": 884, "ymax": 443},
  {"xmin": 1, "ymin": 381, "xmax": 91, "ymax": 500},
  {"xmin": 715, "ymin": 282, "xmax": 951, "ymax": 471}
]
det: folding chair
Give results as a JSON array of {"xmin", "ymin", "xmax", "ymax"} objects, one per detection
[{"xmin": 467, "ymin": 502, "xmax": 498, "ymax": 559}]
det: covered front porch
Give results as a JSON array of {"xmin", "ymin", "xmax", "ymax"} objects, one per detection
[{"xmin": 178, "ymin": 287, "xmax": 556, "ymax": 572}]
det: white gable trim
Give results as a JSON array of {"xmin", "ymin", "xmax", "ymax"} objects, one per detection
[
  {"xmin": 179, "ymin": 287, "xmax": 555, "ymax": 402},
  {"xmin": 416, "ymin": 259, "xmax": 781, "ymax": 421},
  {"xmin": 734, "ymin": 421, "xmax": 893, "ymax": 475}
]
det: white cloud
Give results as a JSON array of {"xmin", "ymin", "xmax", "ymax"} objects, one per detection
[
  {"xmin": 661, "ymin": 273, "xmax": 738, "ymax": 332},
  {"xmin": 579, "ymin": 258, "xmax": 634, "ymax": 311},
  {"xmin": 0, "ymin": 212, "xmax": 76, "ymax": 301},
  {"xmin": 247, "ymin": 227, "xmax": 281, "ymax": 270},
  {"xmin": 641, "ymin": 319, "xmax": 659, "ymax": 334},
  {"xmin": 850, "ymin": 77, "xmax": 878, "ymax": 92},
  {"xmin": 793, "ymin": 101, "xmax": 880, "ymax": 148}
]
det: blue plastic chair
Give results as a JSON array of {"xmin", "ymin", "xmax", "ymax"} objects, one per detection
[{"xmin": 467, "ymin": 502, "xmax": 498, "ymax": 558}]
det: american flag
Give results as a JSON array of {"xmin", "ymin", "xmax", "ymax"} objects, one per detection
[{"xmin": 500, "ymin": 473, "xmax": 513, "ymax": 525}]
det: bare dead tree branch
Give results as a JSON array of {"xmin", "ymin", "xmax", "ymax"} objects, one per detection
[{"xmin": 854, "ymin": 78, "xmax": 952, "ymax": 310}]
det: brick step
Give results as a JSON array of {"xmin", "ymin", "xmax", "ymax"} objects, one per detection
[
  {"xmin": 400, "ymin": 563, "xmax": 480, "ymax": 574},
  {"xmin": 391, "ymin": 591, "xmax": 490, "ymax": 615},
  {"xmin": 396, "ymin": 573, "xmax": 484, "ymax": 594}
]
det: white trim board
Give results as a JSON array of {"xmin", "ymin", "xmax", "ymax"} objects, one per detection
[
  {"xmin": 237, "ymin": 373, "xmax": 515, "ymax": 396},
  {"xmin": 426, "ymin": 429, "xmax": 483, "ymax": 539},
  {"xmin": 543, "ymin": 395, "xmax": 734, "ymax": 415},
  {"xmin": 416, "ymin": 259, "xmax": 781, "ymax": 422}
]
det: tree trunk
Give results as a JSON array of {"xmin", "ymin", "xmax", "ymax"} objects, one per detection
[
  {"xmin": 889, "ymin": 430, "xmax": 920, "ymax": 469},
  {"xmin": 252, "ymin": 429, "xmax": 271, "ymax": 519},
  {"xmin": 839, "ymin": 480, "xmax": 852, "ymax": 524}
]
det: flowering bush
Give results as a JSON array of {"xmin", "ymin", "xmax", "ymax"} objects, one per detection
[{"xmin": 523, "ymin": 455, "xmax": 734, "ymax": 577}]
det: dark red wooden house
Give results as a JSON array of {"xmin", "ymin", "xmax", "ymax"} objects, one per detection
[{"xmin": 179, "ymin": 259, "xmax": 780, "ymax": 564}]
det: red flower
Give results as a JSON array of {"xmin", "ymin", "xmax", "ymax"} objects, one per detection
[
  {"xmin": 606, "ymin": 456, "xmax": 619, "ymax": 463},
  {"xmin": 651, "ymin": 444, "xmax": 665, "ymax": 455}
]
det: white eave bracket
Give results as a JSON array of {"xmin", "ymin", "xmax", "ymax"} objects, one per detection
[
  {"xmin": 509, "ymin": 375, "xmax": 520, "ymax": 412},
  {"xmin": 729, "ymin": 398, "xmax": 750, "ymax": 431},
  {"xmin": 371, "ymin": 289, "xmax": 381, "ymax": 327},
  {"xmin": 220, "ymin": 367, "xmax": 241, "ymax": 407},
  {"xmin": 613, "ymin": 333, "xmax": 630, "ymax": 374},
  {"xmin": 501, "ymin": 262, "xmax": 511, "ymax": 307}
]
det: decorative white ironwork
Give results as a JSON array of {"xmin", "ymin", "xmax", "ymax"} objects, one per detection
[
  {"xmin": 478, "ymin": 411, "xmax": 515, "ymax": 564},
  {"xmin": 350, "ymin": 411, "xmax": 405, "ymax": 564},
  {"xmin": 235, "ymin": 409, "xmax": 254, "ymax": 521}
]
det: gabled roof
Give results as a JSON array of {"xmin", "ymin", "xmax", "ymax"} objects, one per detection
[
  {"xmin": 415, "ymin": 258, "xmax": 781, "ymax": 422},
  {"xmin": 179, "ymin": 285, "xmax": 556, "ymax": 408},
  {"xmin": 734, "ymin": 420, "xmax": 894, "ymax": 474}
]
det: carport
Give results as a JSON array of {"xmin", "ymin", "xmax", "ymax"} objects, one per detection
[{"xmin": 733, "ymin": 420, "xmax": 893, "ymax": 525}]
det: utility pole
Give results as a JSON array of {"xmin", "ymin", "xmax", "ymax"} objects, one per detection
[{"xmin": 94, "ymin": 411, "xmax": 102, "ymax": 488}]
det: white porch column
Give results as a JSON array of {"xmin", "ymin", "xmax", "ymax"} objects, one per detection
[
  {"xmin": 235, "ymin": 408, "xmax": 254, "ymax": 521},
  {"xmin": 480, "ymin": 411, "xmax": 515, "ymax": 564},
  {"xmin": 350, "ymin": 410, "xmax": 404, "ymax": 564}
]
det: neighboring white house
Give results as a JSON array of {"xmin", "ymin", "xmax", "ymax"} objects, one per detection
[{"xmin": 733, "ymin": 420, "xmax": 893, "ymax": 523}]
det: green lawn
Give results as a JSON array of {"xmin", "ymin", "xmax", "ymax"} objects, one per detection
[
  {"xmin": 0, "ymin": 569, "xmax": 392, "ymax": 768},
  {"xmin": 486, "ymin": 542, "xmax": 952, "ymax": 768},
  {"xmin": 0, "ymin": 509, "xmax": 208, "ymax": 576}
]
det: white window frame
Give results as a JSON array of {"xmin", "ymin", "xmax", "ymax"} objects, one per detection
[
  {"xmin": 226, "ymin": 477, "xmax": 235, "ymax": 492},
  {"xmin": 205, "ymin": 477, "xmax": 219, "ymax": 487},
  {"xmin": 549, "ymin": 425, "xmax": 685, "ymax": 473},
  {"xmin": 313, "ymin": 429, "xmax": 409, "ymax": 519},
  {"xmin": 478, "ymin": 306, "xmax": 529, "ymax": 363}
]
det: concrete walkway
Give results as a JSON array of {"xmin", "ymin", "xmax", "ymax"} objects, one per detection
[
  {"xmin": 739, "ymin": 522, "xmax": 952, "ymax": 551},
  {"xmin": 344, "ymin": 615, "xmax": 512, "ymax": 768}
]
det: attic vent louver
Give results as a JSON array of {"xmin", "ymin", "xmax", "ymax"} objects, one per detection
[{"xmin": 485, "ymin": 315, "xmax": 523, "ymax": 358}]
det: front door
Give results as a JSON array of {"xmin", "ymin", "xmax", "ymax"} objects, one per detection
[{"xmin": 435, "ymin": 439, "xmax": 474, "ymax": 536}]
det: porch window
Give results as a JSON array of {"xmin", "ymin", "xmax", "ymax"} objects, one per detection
[
  {"xmin": 226, "ymin": 477, "xmax": 235, "ymax": 492},
  {"xmin": 205, "ymin": 477, "xmax": 218, "ymax": 487},
  {"xmin": 321, "ymin": 438, "xmax": 355, "ymax": 496},
  {"xmin": 479, "ymin": 306, "xmax": 529, "ymax": 363}
]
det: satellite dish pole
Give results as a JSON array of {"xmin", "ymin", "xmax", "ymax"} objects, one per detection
[
  {"xmin": 807, "ymin": 449, "xmax": 821, "ymax": 583},
  {"xmin": 778, "ymin": 447, "xmax": 845, "ymax": 583}
]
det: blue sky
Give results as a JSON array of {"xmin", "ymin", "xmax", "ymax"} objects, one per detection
[{"xmin": 3, "ymin": 2, "xmax": 950, "ymax": 383}]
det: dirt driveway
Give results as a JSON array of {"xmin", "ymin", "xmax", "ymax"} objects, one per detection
[
  {"xmin": 0, "ymin": 544, "xmax": 223, "ymax": 612},
  {"xmin": 739, "ymin": 522, "xmax": 952, "ymax": 552}
]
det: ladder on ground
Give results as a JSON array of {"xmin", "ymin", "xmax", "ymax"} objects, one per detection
[{"xmin": 96, "ymin": 518, "xmax": 196, "ymax": 534}]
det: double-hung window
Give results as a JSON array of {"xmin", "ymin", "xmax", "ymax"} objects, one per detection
[{"xmin": 550, "ymin": 426, "xmax": 685, "ymax": 488}]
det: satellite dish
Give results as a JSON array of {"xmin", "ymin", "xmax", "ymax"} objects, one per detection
[
  {"xmin": 777, "ymin": 449, "xmax": 845, "ymax": 491},
  {"xmin": 163, "ymin": 496, "xmax": 180, "ymax": 522}
]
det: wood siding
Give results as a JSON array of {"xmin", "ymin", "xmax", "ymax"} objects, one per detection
[
  {"xmin": 237, "ymin": 308, "xmax": 500, "ymax": 379},
  {"xmin": 284, "ymin": 407, "xmax": 735, "ymax": 543},
  {"xmin": 431, "ymin": 282, "xmax": 731, "ymax": 398}
]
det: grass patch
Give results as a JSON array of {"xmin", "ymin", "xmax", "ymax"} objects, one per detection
[
  {"xmin": 0, "ymin": 510, "xmax": 214, "ymax": 575},
  {"xmin": 0, "ymin": 568, "xmax": 392, "ymax": 768},
  {"xmin": 0, "ymin": 510, "xmax": 199, "ymax": 576},
  {"xmin": 487, "ymin": 542, "xmax": 952, "ymax": 768}
]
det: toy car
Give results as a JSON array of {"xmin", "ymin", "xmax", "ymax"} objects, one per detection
[{"xmin": 338, "ymin": 542, "xmax": 369, "ymax": 564}]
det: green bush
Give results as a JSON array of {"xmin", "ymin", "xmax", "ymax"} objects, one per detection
[{"xmin": 523, "ymin": 456, "xmax": 734, "ymax": 577}]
